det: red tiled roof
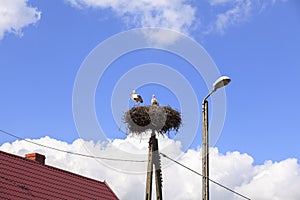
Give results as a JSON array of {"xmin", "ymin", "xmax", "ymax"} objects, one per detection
[{"xmin": 0, "ymin": 150, "xmax": 119, "ymax": 200}]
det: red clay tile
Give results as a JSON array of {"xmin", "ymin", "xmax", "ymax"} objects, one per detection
[{"xmin": 0, "ymin": 150, "xmax": 119, "ymax": 200}]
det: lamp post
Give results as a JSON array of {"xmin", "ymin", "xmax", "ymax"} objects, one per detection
[{"xmin": 202, "ymin": 76, "xmax": 231, "ymax": 200}]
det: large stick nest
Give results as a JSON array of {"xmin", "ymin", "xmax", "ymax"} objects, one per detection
[{"xmin": 123, "ymin": 105, "xmax": 182, "ymax": 135}]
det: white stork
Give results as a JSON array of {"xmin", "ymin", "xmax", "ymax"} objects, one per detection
[
  {"xmin": 131, "ymin": 90, "xmax": 143, "ymax": 104},
  {"xmin": 151, "ymin": 94, "xmax": 159, "ymax": 106}
]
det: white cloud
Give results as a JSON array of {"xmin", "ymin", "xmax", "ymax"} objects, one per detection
[
  {"xmin": 212, "ymin": 0, "xmax": 252, "ymax": 34},
  {"xmin": 66, "ymin": 0, "xmax": 196, "ymax": 45},
  {"xmin": 206, "ymin": 0, "xmax": 287, "ymax": 35},
  {"xmin": 0, "ymin": 0, "xmax": 41, "ymax": 39},
  {"xmin": 236, "ymin": 158, "xmax": 300, "ymax": 200},
  {"xmin": 1, "ymin": 136, "xmax": 300, "ymax": 200},
  {"xmin": 0, "ymin": 0, "xmax": 285, "ymax": 41},
  {"xmin": 66, "ymin": 0, "xmax": 196, "ymax": 33},
  {"xmin": 66, "ymin": 0, "xmax": 287, "ymax": 43}
]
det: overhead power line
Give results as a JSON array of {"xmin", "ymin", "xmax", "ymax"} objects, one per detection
[
  {"xmin": 160, "ymin": 153, "xmax": 251, "ymax": 200},
  {"xmin": 1, "ymin": 129, "xmax": 251, "ymax": 199},
  {"xmin": 0, "ymin": 129, "xmax": 147, "ymax": 163}
]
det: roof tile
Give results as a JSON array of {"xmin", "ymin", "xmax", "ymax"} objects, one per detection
[{"xmin": 0, "ymin": 150, "xmax": 119, "ymax": 200}]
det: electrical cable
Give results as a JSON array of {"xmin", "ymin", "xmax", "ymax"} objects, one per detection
[
  {"xmin": 160, "ymin": 153, "xmax": 251, "ymax": 200},
  {"xmin": 0, "ymin": 129, "xmax": 147, "ymax": 163},
  {"xmin": 1, "ymin": 128, "xmax": 251, "ymax": 199}
]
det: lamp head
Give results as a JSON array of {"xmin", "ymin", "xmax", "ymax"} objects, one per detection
[{"xmin": 213, "ymin": 76, "xmax": 231, "ymax": 91}]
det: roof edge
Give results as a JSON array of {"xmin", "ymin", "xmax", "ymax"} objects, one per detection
[
  {"xmin": 0, "ymin": 150, "xmax": 106, "ymax": 185},
  {"xmin": 104, "ymin": 180, "xmax": 119, "ymax": 200}
]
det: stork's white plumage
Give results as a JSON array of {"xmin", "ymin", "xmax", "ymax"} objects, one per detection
[
  {"xmin": 151, "ymin": 94, "xmax": 159, "ymax": 106},
  {"xmin": 131, "ymin": 90, "xmax": 143, "ymax": 104}
]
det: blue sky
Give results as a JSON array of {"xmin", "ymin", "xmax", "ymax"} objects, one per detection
[
  {"xmin": 1, "ymin": 0, "xmax": 300, "ymax": 199},
  {"xmin": 1, "ymin": 0, "xmax": 299, "ymax": 164}
]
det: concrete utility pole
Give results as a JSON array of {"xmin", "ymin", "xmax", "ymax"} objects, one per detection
[
  {"xmin": 146, "ymin": 136, "xmax": 153, "ymax": 200},
  {"xmin": 145, "ymin": 131, "xmax": 163, "ymax": 200},
  {"xmin": 201, "ymin": 76, "xmax": 231, "ymax": 200},
  {"xmin": 202, "ymin": 99, "xmax": 209, "ymax": 200}
]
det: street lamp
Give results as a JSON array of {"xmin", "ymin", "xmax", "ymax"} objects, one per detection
[{"xmin": 202, "ymin": 76, "xmax": 231, "ymax": 200}]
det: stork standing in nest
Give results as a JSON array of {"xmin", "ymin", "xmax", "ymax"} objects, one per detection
[
  {"xmin": 151, "ymin": 94, "xmax": 159, "ymax": 106},
  {"xmin": 131, "ymin": 90, "xmax": 143, "ymax": 105}
]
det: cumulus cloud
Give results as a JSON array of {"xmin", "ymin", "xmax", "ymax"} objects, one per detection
[
  {"xmin": 1, "ymin": 136, "xmax": 300, "ymax": 200},
  {"xmin": 0, "ymin": 0, "xmax": 41, "ymax": 39},
  {"xmin": 236, "ymin": 158, "xmax": 300, "ymax": 200}
]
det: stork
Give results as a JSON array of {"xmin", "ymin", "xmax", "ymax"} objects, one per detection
[
  {"xmin": 131, "ymin": 90, "xmax": 143, "ymax": 104},
  {"xmin": 151, "ymin": 94, "xmax": 159, "ymax": 106}
]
